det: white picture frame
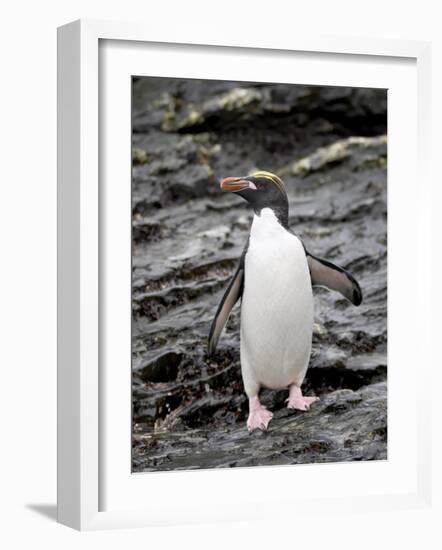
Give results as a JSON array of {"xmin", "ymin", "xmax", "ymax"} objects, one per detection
[{"xmin": 57, "ymin": 19, "xmax": 432, "ymax": 531}]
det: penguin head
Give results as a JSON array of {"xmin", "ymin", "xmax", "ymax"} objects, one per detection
[{"xmin": 220, "ymin": 170, "xmax": 289, "ymax": 227}]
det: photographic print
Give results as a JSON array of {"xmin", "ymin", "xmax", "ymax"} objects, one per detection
[{"xmin": 131, "ymin": 77, "xmax": 387, "ymax": 472}]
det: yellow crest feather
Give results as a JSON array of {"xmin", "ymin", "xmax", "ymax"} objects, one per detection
[{"xmin": 250, "ymin": 170, "xmax": 285, "ymax": 193}]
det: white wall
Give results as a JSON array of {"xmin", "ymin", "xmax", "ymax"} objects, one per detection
[{"xmin": 0, "ymin": 1, "xmax": 440, "ymax": 548}]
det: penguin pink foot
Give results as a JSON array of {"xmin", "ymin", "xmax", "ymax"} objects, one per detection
[
  {"xmin": 247, "ymin": 396, "xmax": 273, "ymax": 432},
  {"xmin": 286, "ymin": 384, "xmax": 319, "ymax": 411}
]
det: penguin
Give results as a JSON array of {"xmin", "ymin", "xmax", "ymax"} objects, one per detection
[{"xmin": 208, "ymin": 171, "xmax": 362, "ymax": 432}]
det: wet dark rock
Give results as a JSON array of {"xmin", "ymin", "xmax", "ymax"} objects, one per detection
[
  {"xmin": 132, "ymin": 133, "xmax": 220, "ymax": 215},
  {"xmin": 132, "ymin": 80, "xmax": 387, "ymax": 137},
  {"xmin": 139, "ymin": 351, "xmax": 183, "ymax": 383},
  {"xmin": 132, "ymin": 146, "xmax": 148, "ymax": 165},
  {"xmin": 131, "ymin": 78, "xmax": 387, "ymax": 471},
  {"xmin": 132, "ymin": 219, "xmax": 164, "ymax": 243},
  {"xmin": 133, "ymin": 383, "xmax": 387, "ymax": 471},
  {"xmin": 280, "ymin": 135, "xmax": 387, "ymax": 177}
]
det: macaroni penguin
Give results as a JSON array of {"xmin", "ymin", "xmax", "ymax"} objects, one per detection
[{"xmin": 208, "ymin": 171, "xmax": 362, "ymax": 432}]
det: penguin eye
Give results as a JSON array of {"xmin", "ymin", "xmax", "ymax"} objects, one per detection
[{"xmin": 260, "ymin": 179, "xmax": 274, "ymax": 191}]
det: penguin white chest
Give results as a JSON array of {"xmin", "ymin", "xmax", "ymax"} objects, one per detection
[{"xmin": 240, "ymin": 208, "xmax": 313, "ymax": 392}]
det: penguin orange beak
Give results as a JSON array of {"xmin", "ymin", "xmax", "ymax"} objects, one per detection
[{"xmin": 220, "ymin": 177, "xmax": 257, "ymax": 192}]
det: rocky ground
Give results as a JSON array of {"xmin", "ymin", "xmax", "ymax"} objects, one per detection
[{"xmin": 131, "ymin": 78, "xmax": 387, "ymax": 472}]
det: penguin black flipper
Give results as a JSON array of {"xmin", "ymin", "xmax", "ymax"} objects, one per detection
[
  {"xmin": 306, "ymin": 252, "xmax": 363, "ymax": 306},
  {"xmin": 208, "ymin": 251, "xmax": 246, "ymax": 356}
]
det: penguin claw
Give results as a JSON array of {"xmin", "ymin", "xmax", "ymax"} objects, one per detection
[
  {"xmin": 286, "ymin": 386, "xmax": 319, "ymax": 412},
  {"xmin": 287, "ymin": 396, "xmax": 319, "ymax": 411},
  {"xmin": 247, "ymin": 407, "xmax": 273, "ymax": 433}
]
